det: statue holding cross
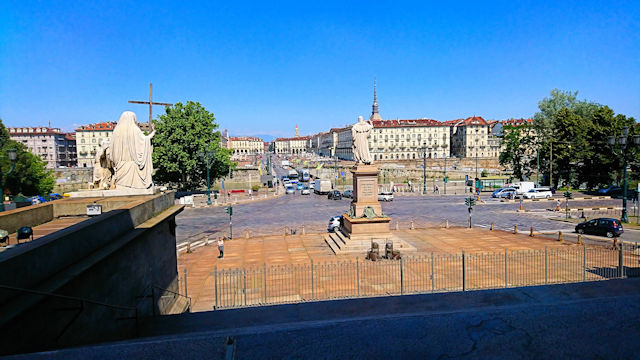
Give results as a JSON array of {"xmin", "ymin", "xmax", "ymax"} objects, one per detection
[{"xmin": 128, "ymin": 83, "xmax": 173, "ymax": 129}]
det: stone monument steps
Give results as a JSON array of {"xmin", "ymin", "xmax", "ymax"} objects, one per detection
[{"xmin": 325, "ymin": 231, "xmax": 379, "ymax": 255}]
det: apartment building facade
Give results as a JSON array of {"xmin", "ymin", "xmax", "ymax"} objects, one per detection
[
  {"xmin": 75, "ymin": 122, "xmax": 117, "ymax": 167},
  {"xmin": 228, "ymin": 136, "xmax": 264, "ymax": 155},
  {"xmin": 8, "ymin": 127, "xmax": 77, "ymax": 168}
]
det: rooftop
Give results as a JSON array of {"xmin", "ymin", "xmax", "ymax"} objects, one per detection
[
  {"xmin": 75, "ymin": 122, "xmax": 117, "ymax": 132},
  {"xmin": 275, "ymin": 136, "xmax": 311, "ymax": 141},
  {"xmin": 8, "ymin": 127, "xmax": 66, "ymax": 136},
  {"xmin": 372, "ymin": 119, "xmax": 446, "ymax": 128},
  {"xmin": 229, "ymin": 136, "xmax": 263, "ymax": 142}
]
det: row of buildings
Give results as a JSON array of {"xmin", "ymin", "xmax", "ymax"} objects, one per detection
[
  {"xmin": 8, "ymin": 122, "xmax": 270, "ymax": 169},
  {"xmin": 271, "ymin": 83, "xmax": 531, "ymax": 161},
  {"xmin": 8, "ymin": 83, "xmax": 530, "ymax": 168}
]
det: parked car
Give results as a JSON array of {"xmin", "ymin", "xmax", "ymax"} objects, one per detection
[
  {"xmin": 575, "ymin": 218, "xmax": 623, "ymax": 238},
  {"xmin": 48, "ymin": 193, "xmax": 63, "ymax": 200},
  {"xmin": 296, "ymin": 183, "xmax": 304, "ymax": 190},
  {"xmin": 522, "ymin": 188, "xmax": 553, "ymax": 199},
  {"xmin": 327, "ymin": 215, "xmax": 342, "ymax": 232},
  {"xmin": 378, "ymin": 192, "xmax": 393, "ymax": 201},
  {"xmin": 328, "ymin": 190, "xmax": 342, "ymax": 200},
  {"xmin": 598, "ymin": 186, "xmax": 621, "ymax": 195},
  {"xmin": 492, "ymin": 187, "xmax": 518, "ymax": 199},
  {"xmin": 492, "ymin": 187, "xmax": 517, "ymax": 198},
  {"xmin": 301, "ymin": 187, "xmax": 310, "ymax": 195},
  {"xmin": 342, "ymin": 190, "xmax": 353, "ymax": 198},
  {"xmin": 285, "ymin": 186, "xmax": 295, "ymax": 194}
]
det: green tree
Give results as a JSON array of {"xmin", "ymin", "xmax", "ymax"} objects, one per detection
[
  {"xmin": 0, "ymin": 119, "xmax": 55, "ymax": 196},
  {"xmin": 549, "ymin": 107, "xmax": 590, "ymax": 188},
  {"xmin": 534, "ymin": 89, "xmax": 600, "ymax": 187},
  {"xmin": 578, "ymin": 106, "xmax": 636, "ymax": 189},
  {"xmin": 499, "ymin": 124, "xmax": 534, "ymax": 181},
  {"xmin": 152, "ymin": 101, "xmax": 233, "ymax": 190}
]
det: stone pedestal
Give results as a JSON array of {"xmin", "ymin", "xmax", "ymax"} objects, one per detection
[
  {"xmin": 325, "ymin": 164, "xmax": 415, "ymax": 255},
  {"xmin": 341, "ymin": 164, "xmax": 391, "ymax": 241},
  {"xmin": 67, "ymin": 187, "xmax": 156, "ymax": 198}
]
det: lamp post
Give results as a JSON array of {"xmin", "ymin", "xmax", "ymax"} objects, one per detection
[
  {"xmin": 443, "ymin": 155, "xmax": 447, "ymax": 195},
  {"xmin": 199, "ymin": 147, "xmax": 216, "ymax": 206},
  {"xmin": 475, "ymin": 147, "xmax": 478, "ymax": 179},
  {"xmin": 422, "ymin": 141, "xmax": 427, "ymax": 195},
  {"xmin": 608, "ymin": 127, "xmax": 640, "ymax": 223},
  {"xmin": 0, "ymin": 148, "xmax": 18, "ymax": 212}
]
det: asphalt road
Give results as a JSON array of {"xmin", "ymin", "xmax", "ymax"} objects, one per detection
[{"xmin": 176, "ymin": 189, "xmax": 640, "ymax": 246}]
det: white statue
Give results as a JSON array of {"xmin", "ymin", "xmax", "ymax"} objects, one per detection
[
  {"xmin": 352, "ymin": 115, "xmax": 374, "ymax": 165},
  {"xmin": 92, "ymin": 138, "xmax": 114, "ymax": 190},
  {"xmin": 110, "ymin": 111, "xmax": 154, "ymax": 189}
]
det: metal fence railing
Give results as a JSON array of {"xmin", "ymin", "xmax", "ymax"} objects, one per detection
[{"xmin": 211, "ymin": 246, "xmax": 639, "ymax": 309}]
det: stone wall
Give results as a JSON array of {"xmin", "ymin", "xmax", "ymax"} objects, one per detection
[
  {"xmin": 310, "ymin": 157, "xmax": 505, "ymax": 185},
  {"xmin": 53, "ymin": 167, "xmax": 93, "ymax": 193},
  {"xmin": 0, "ymin": 192, "xmax": 183, "ymax": 356}
]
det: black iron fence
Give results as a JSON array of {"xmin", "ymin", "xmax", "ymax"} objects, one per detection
[{"xmin": 211, "ymin": 245, "xmax": 639, "ymax": 309}]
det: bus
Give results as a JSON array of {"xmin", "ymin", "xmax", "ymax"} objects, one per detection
[
  {"xmin": 298, "ymin": 169, "xmax": 310, "ymax": 182},
  {"xmin": 287, "ymin": 169, "xmax": 299, "ymax": 183}
]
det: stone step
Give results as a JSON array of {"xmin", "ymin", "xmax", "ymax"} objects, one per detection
[{"xmin": 324, "ymin": 235, "xmax": 339, "ymax": 255}]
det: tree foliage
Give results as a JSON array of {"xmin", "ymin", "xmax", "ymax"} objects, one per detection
[
  {"xmin": 0, "ymin": 119, "xmax": 55, "ymax": 196},
  {"xmin": 528, "ymin": 90, "xmax": 639, "ymax": 189},
  {"xmin": 152, "ymin": 101, "xmax": 233, "ymax": 190},
  {"xmin": 499, "ymin": 124, "xmax": 535, "ymax": 181}
]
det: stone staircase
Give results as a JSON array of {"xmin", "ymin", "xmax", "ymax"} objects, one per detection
[{"xmin": 324, "ymin": 230, "xmax": 416, "ymax": 255}]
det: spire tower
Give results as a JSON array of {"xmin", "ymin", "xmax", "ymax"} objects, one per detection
[{"xmin": 370, "ymin": 77, "xmax": 382, "ymax": 121}]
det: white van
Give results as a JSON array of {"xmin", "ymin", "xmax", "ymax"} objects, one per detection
[
  {"xmin": 522, "ymin": 187, "xmax": 553, "ymax": 199},
  {"xmin": 512, "ymin": 181, "xmax": 535, "ymax": 195}
]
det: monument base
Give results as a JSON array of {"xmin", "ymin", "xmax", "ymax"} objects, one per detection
[
  {"xmin": 341, "ymin": 214, "xmax": 391, "ymax": 242},
  {"xmin": 67, "ymin": 187, "xmax": 156, "ymax": 198}
]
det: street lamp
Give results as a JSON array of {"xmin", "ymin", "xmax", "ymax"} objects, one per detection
[
  {"xmin": 422, "ymin": 141, "xmax": 427, "ymax": 194},
  {"xmin": 608, "ymin": 126, "xmax": 640, "ymax": 223},
  {"xmin": 0, "ymin": 148, "xmax": 17, "ymax": 212},
  {"xmin": 199, "ymin": 147, "xmax": 216, "ymax": 206},
  {"xmin": 443, "ymin": 154, "xmax": 447, "ymax": 195}
]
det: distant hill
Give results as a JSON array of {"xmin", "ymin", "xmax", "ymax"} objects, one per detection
[{"xmin": 230, "ymin": 134, "xmax": 276, "ymax": 142}]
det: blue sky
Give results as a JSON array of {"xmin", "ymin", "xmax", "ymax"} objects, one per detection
[{"xmin": 1, "ymin": 1, "xmax": 638, "ymax": 138}]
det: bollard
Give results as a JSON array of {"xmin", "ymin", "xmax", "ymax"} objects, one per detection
[
  {"xmin": 410, "ymin": 221, "xmax": 415, "ymax": 230},
  {"xmin": 205, "ymin": 236, "xmax": 210, "ymax": 246},
  {"xmin": 577, "ymin": 234, "xmax": 583, "ymax": 245},
  {"xmin": 186, "ymin": 241, "xmax": 192, "ymax": 253},
  {"xmin": 245, "ymin": 231, "xmax": 249, "ymax": 239},
  {"xmin": 513, "ymin": 225, "xmax": 518, "ymax": 234},
  {"xmin": 284, "ymin": 227, "xmax": 288, "ymax": 236},
  {"xmin": 558, "ymin": 231, "xmax": 562, "ymax": 241},
  {"xmin": 445, "ymin": 219, "xmax": 449, "ymax": 229},
  {"xmin": 490, "ymin": 222, "xmax": 494, "ymax": 231},
  {"xmin": 529, "ymin": 227, "xmax": 534, "ymax": 237},
  {"xmin": 302, "ymin": 226, "xmax": 306, "ymax": 235},
  {"xmin": 395, "ymin": 222, "xmax": 399, "ymax": 231}
]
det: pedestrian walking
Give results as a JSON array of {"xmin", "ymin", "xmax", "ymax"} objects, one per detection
[
  {"xmin": 217, "ymin": 237, "xmax": 224, "ymax": 258},
  {"xmin": 555, "ymin": 199, "xmax": 561, "ymax": 212}
]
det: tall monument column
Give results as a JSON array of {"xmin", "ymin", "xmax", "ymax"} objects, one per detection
[{"xmin": 340, "ymin": 116, "xmax": 391, "ymax": 241}]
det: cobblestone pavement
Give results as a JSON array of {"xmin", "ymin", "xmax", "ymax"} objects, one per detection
[
  {"xmin": 176, "ymin": 192, "xmax": 640, "ymax": 246},
  {"xmin": 177, "ymin": 227, "xmax": 637, "ymax": 312}
]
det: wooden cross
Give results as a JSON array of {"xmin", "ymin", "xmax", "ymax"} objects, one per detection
[{"xmin": 128, "ymin": 83, "xmax": 173, "ymax": 125}]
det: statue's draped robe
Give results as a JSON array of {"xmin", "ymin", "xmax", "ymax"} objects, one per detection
[
  {"xmin": 110, "ymin": 112, "xmax": 154, "ymax": 189},
  {"xmin": 352, "ymin": 120, "xmax": 373, "ymax": 164}
]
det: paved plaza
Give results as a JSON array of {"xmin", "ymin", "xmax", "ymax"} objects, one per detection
[{"xmin": 177, "ymin": 226, "xmax": 632, "ymax": 312}]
